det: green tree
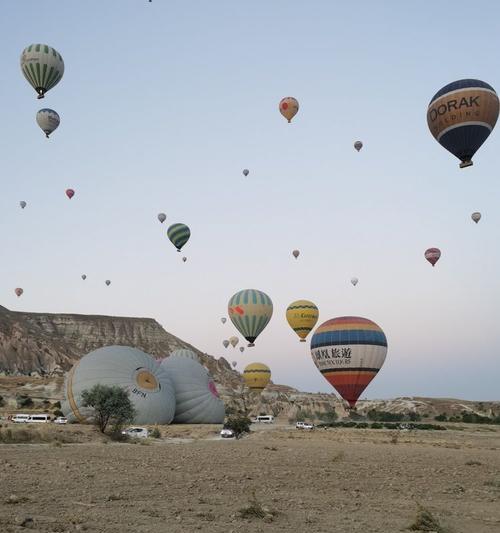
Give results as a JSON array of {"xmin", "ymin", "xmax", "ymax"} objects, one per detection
[
  {"xmin": 224, "ymin": 414, "xmax": 251, "ymax": 439},
  {"xmin": 81, "ymin": 384, "xmax": 135, "ymax": 433}
]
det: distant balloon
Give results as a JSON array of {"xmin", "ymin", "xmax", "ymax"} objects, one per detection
[
  {"xmin": 351, "ymin": 277, "xmax": 358, "ymax": 286},
  {"xmin": 286, "ymin": 300, "xmax": 319, "ymax": 342},
  {"xmin": 427, "ymin": 79, "xmax": 499, "ymax": 168},
  {"xmin": 239, "ymin": 346, "xmax": 244, "ymax": 353},
  {"xmin": 232, "ymin": 361, "xmax": 237, "ymax": 368},
  {"xmin": 81, "ymin": 274, "xmax": 87, "ymax": 280},
  {"xmin": 221, "ymin": 317, "xmax": 227, "ymax": 324},
  {"xmin": 292, "ymin": 249, "xmax": 300, "ymax": 259},
  {"xmin": 14, "ymin": 288, "xmax": 23, "ymax": 298},
  {"xmin": 243, "ymin": 362, "xmax": 271, "ymax": 391},
  {"xmin": 20, "ymin": 44, "xmax": 64, "ymax": 99},
  {"xmin": 36, "ymin": 108, "xmax": 60, "ymax": 138},
  {"xmin": 279, "ymin": 97, "xmax": 299, "ymax": 123},
  {"xmin": 158, "ymin": 213, "xmax": 166, "ymax": 223},
  {"xmin": 471, "ymin": 212, "xmax": 481, "ymax": 224},
  {"xmin": 182, "ymin": 257, "xmax": 187, "ymax": 263},
  {"xmin": 228, "ymin": 289, "xmax": 273, "ymax": 347},
  {"xmin": 310, "ymin": 316, "xmax": 388, "ymax": 408},
  {"xmin": 229, "ymin": 336, "xmax": 239, "ymax": 348},
  {"xmin": 105, "ymin": 280, "xmax": 111, "ymax": 286},
  {"xmin": 243, "ymin": 169, "xmax": 249, "ymax": 177},
  {"xmin": 424, "ymin": 248, "xmax": 441, "ymax": 267},
  {"xmin": 65, "ymin": 189, "xmax": 75, "ymax": 200},
  {"xmin": 354, "ymin": 141, "xmax": 363, "ymax": 152},
  {"xmin": 167, "ymin": 223, "xmax": 190, "ymax": 252},
  {"xmin": 19, "ymin": 201, "xmax": 27, "ymax": 209},
  {"xmin": 223, "ymin": 340, "xmax": 230, "ymax": 349}
]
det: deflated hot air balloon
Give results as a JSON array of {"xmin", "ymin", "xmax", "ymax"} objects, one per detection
[
  {"xmin": 228, "ymin": 289, "xmax": 273, "ymax": 347},
  {"xmin": 351, "ymin": 277, "xmax": 358, "ymax": 286},
  {"xmin": 223, "ymin": 340, "xmax": 230, "ymax": 349},
  {"xmin": 425, "ymin": 248, "xmax": 441, "ymax": 267},
  {"xmin": 36, "ymin": 109, "xmax": 60, "ymax": 138},
  {"xmin": 19, "ymin": 201, "xmax": 27, "ymax": 209},
  {"xmin": 427, "ymin": 79, "xmax": 499, "ymax": 168},
  {"xmin": 243, "ymin": 362, "xmax": 271, "ymax": 391},
  {"xmin": 279, "ymin": 97, "xmax": 299, "ymax": 123},
  {"xmin": 61, "ymin": 346, "xmax": 175, "ymax": 425},
  {"xmin": 286, "ymin": 300, "xmax": 319, "ymax": 342},
  {"xmin": 65, "ymin": 189, "xmax": 75, "ymax": 199},
  {"xmin": 20, "ymin": 44, "xmax": 64, "ymax": 99},
  {"xmin": 15, "ymin": 288, "xmax": 23, "ymax": 298},
  {"xmin": 81, "ymin": 274, "xmax": 87, "ymax": 280},
  {"xmin": 243, "ymin": 169, "xmax": 249, "ymax": 177},
  {"xmin": 158, "ymin": 213, "xmax": 166, "ymax": 223},
  {"xmin": 471, "ymin": 212, "xmax": 481, "ymax": 224},
  {"xmin": 354, "ymin": 141, "xmax": 363, "ymax": 152},
  {"xmin": 161, "ymin": 355, "xmax": 225, "ymax": 423},
  {"xmin": 170, "ymin": 348, "xmax": 199, "ymax": 362},
  {"xmin": 292, "ymin": 249, "xmax": 300, "ymax": 259},
  {"xmin": 239, "ymin": 346, "xmax": 244, "ymax": 353},
  {"xmin": 229, "ymin": 336, "xmax": 239, "ymax": 348},
  {"xmin": 105, "ymin": 280, "xmax": 111, "ymax": 286},
  {"xmin": 221, "ymin": 317, "xmax": 227, "ymax": 324},
  {"xmin": 310, "ymin": 317, "xmax": 388, "ymax": 408},
  {"xmin": 167, "ymin": 223, "xmax": 190, "ymax": 252}
]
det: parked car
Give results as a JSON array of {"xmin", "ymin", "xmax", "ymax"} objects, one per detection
[
  {"xmin": 295, "ymin": 421, "xmax": 305, "ymax": 429},
  {"xmin": 121, "ymin": 427, "xmax": 149, "ymax": 439},
  {"xmin": 53, "ymin": 417, "xmax": 68, "ymax": 425},
  {"xmin": 220, "ymin": 428, "xmax": 235, "ymax": 439},
  {"xmin": 11, "ymin": 414, "xmax": 31, "ymax": 423},
  {"xmin": 302, "ymin": 423, "xmax": 315, "ymax": 430}
]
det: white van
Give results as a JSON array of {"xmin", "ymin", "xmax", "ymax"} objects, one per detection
[
  {"xmin": 27, "ymin": 414, "xmax": 51, "ymax": 423},
  {"xmin": 255, "ymin": 415, "xmax": 274, "ymax": 423},
  {"xmin": 11, "ymin": 414, "xmax": 31, "ymax": 423}
]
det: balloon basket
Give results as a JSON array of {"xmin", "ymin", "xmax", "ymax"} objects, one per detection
[
  {"xmin": 300, "ymin": 339, "xmax": 306, "ymax": 343},
  {"xmin": 248, "ymin": 343, "xmax": 255, "ymax": 347},
  {"xmin": 459, "ymin": 160, "xmax": 473, "ymax": 168}
]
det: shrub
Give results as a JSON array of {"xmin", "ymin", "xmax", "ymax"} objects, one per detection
[
  {"xmin": 224, "ymin": 414, "xmax": 252, "ymax": 439},
  {"xmin": 150, "ymin": 427, "xmax": 161, "ymax": 438},
  {"xmin": 434, "ymin": 414, "xmax": 447, "ymax": 422},
  {"xmin": 16, "ymin": 395, "xmax": 34, "ymax": 409}
]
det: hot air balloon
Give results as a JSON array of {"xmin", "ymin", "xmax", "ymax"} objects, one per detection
[
  {"xmin": 20, "ymin": 44, "xmax": 64, "ymax": 99},
  {"xmin": 232, "ymin": 361, "xmax": 237, "ymax": 368},
  {"xmin": 14, "ymin": 288, "xmax": 23, "ymax": 298},
  {"xmin": 228, "ymin": 289, "xmax": 273, "ymax": 347},
  {"xmin": 105, "ymin": 280, "xmax": 111, "ymax": 286},
  {"xmin": 239, "ymin": 346, "xmax": 244, "ymax": 353},
  {"xmin": 310, "ymin": 317, "xmax": 388, "ymax": 408},
  {"xmin": 170, "ymin": 348, "xmax": 199, "ymax": 362},
  {"xmin": 292, "ymin": 249, "xmax": 300, "ymax": 259},
  {"xmin": 19, "ymin": 201, "xmax": 27, "ymax": 209},
  {"xmin": 223, "ymin": 340, "xmax": 230, "ymax": 349},
  {"xmin": 424, "ymin": 248, "xmax": 441, "ymax": 267},
  {"xmin": 354, "ymin": 141, "xmax": 363, "ymax": 152},
  {"xmin": 167, "ymin": 223, "xmax": 190, "ymax": 252},
  {"xmin": 182, "ymin": 257, "xmax": 187, "ymax": 263},
  {"xmin": 221, "ymin": 317, "xmax": 227, "ymax": 324},
  {"xmin": 243, "ymin": 169, "xmax": 249, "ymax": 177},
  {"xmin": 229, "ymin": 336, "xmax": 239, "ymax": 348},
  {"xmin": 351, "ymin": 277, "xmax": 358, "ymax": 286},
  {"xmin": 36, "ymin": 109, "xmax": 60, "ymax": 138},
  {"xmin": 279, "ymin": 97, "xmax": 299, "ymax": 123},
  {"xmin": 158, "ymin": 213, "xmax": 166, "ymax": 223},
  {"xmin": 427, "ymin": 79, "xmax": 499, "ymax": 168},
  {"xmin": 61, "ymin": 346, "xmax": 175, "ymax": 424},
  {"xmin": 65, "ymin": 189, "xmax": 75, "ymax": 200},
  {"xmin": 471, "ymin": 212, "xmax": 481, "ymax": 224},
  {"xmin": 243, "ymin": 363, "xmax": 271, "ymax": 391},
  {"xmin": 161, "ymin": 355, "xmax": 224, "ymax": 423},
  {"xmin": 81, "ymin": 274, "xmax": 87, "ymax": 280},
  {"xmin": 286, "ymin": 300, "xmax": 319, "ymax": 342}
]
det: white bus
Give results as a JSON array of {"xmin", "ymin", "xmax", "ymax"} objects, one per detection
[
  {"xmin": 27, "ymin": 414, "xmax": 51, "ymax": 423},
  {"xmin": 11, "ymin": 414, "xmax": 30, "ymax": 423},
  {"xmin": 255, "ymin": 415, "xmax": 274, "ymax": 423}
]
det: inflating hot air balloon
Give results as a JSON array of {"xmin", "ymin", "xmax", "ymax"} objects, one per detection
[
  {"xmin": 167, "ymin": 223, "xmax": 190, "ymax": 252},
  {"xmin": 36, "ymin": 109, "xmax": 60, "ymax": 138},
  {"xmin": 243, "ymin": 169, "xmax": 249, "ymax": 177},
  {"xmin": 427, "ymin": 79, "xmax": 499, "ymax": 168},
  {"xmin": 65, "ymin": 189, "xmax": 74, "ymax": 199},
  {"xmin": 292, "ymin": 249, "xmax": 300, "ymax": 259},
  {"xmin": 170, "ymin": 348, "xmax": 199, "ymax": 362},
  {"xmin": 14, "ymin": 288, "xmax": 23, "ymax": 298},
  {"xmin": 182, "ymin": 257, "xmax": 187, "ymax": 263},
  {"xmin": 228, "ymin": 289, "xmax": 273, "ymax": 347},
  {"xmin": 223, "ymin": 340, "xmax": 230, "ymax": 349},
  {"xmin": 286, "ymin": 300, "xmax": 319, "ymax": 342},
  {"xmin": 20, "ymin": 44, "xmax": 64, "ymax": 99},
  {"xmin": 158, "ymin": 213, "xmax": 166, "ymax": 223},
  {"xmin": 105, "ymin": 280, "xmax": 111, "ymax": 286},
  {"xmin": 351, "ymin": 277, "xmax": 358, "ymax": 286},
  {"xmin": 354, "ymin": 141, "xmax": 363, "ymax": 152},
  {"xmin": 310, "ymin": 317, "xmax": 388, "ymax": 408},
  {"xmin": 229, "ymin": 336, "xmax": 239, "ymax": 348},
  {"xmin": 279, "ymin": 97, "xmax": 299, "ymax": 123},
  {"xmin": 424, "ymin": 248, "xmax": 441, "ymax": 267},
  {"xmin": 239, "ymin": 346, "xmax": 244, "ymax": 353},
  {"xmin": 471, "ymin": 212, "xmax": 481, "ymax": 224},
  {"xmin": 19, "ymin": 201, "xmax": 27, "ymax": 209},
  {"xmin": 232, "ymin": 361, "xmax": 237, "ymax": 368},
  {"xmin": 243, "ymin": 363, "xmax": 271, "ymax": 391},
  {"xmin": 221, "ymin": 317, "xmax": 227, "ymax": 324},
  {"xmin": 81, "ymin": 274, "xmax": 86, "ymax": 280}
]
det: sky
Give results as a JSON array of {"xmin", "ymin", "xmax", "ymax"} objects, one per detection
[{"xmin": 2, "ymin": 1, "xmax": 500, "ymax": 400}]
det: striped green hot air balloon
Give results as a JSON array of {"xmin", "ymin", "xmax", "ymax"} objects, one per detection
[
  {"xmin": 228, "ymin": 289, "xmax": 273, "ymax": 347},
  {"xmin": 20, "ymin": 44, "xmax": 64, "ymax": 99},
  {"xmin": 167, "ymin": 223, "xmax": 190, "ymax": 252}
]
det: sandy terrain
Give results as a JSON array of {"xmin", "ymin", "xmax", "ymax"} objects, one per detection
[{"xmin": 1, "ymin": 423, "xmax": 499, "ymax": 532}]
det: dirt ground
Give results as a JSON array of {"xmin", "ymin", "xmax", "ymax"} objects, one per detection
[{"xmin": 1, "ymin": 423, "xmax": 499, "ymax": 533}]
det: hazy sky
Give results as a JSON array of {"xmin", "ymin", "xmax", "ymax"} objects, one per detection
[{"xmin": 2, "ymin": 1, "xmax": 500, "ymax": 400}]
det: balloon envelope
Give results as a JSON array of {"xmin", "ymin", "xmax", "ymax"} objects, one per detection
[
  {"xmin": 425, "ymin": 248, "xmax": 441, "ymax": 267},
  {"xmin": 351, "ymin": 277, "xmax": 358, "ymax": 286},
  {"xmin": 36, "ymin": 108, "xmax": 60, "ymax": 138},
  {"xmin": 279, "ymin": 97, "xmax": 299, "ymax": 123},
  {"xmin": 471, "ymin": 212, "xmax": 481, "ymax": 223},
  {"xmin": 239, "ymin": 346, "xmax": 244, "ymax": 353},
  {"xmin": 286, "ymin": 300, "xmax": 319, "ymax": 342},
  {"xmin": 20, "ymin": 44, "xmax": 64, "ymax": 99},
  {"xmin": 354, "ymin": 141, "xmax": 363, "ymax": 152},
  {"xmin": 310, "ymin": 317, "xmax": 388, "ymax": 408},
  {"xmin": 81, "ymin": 274, "xmax": 86, "ymax": 280},
  {"xmin": 223, "ymin": 340, "xmax": 230, "ymax": 349},
  {"xmin": 243, "ymin": 362, "xmax": 271, "ymax": 391},
  {"xmin": 15, "ymin": 288, "xmax": 23, "ymax": 297},
  {"xmin": 65, "ymin": 189, "xmax": 75, "ymax": 199},
  {"xmin": 292, "ymin": 249, "xmax": 300, "ymax": 259},
  {"xmin": 158, "ymin": 213, "xmax": 166, "ymax": 223},
  {"xmin": 167, "ymin": 223, "xmax": 190, "ymax": 251},
  {"xmin": 221, "ymin": 317, "xmax": 227, "ymax": 324},
  {"xmin": 170, "ymin": 348, "xmax": 199, "ymax": 363},
  {"xmin": 229, "ymin": 336, "xmax": 239, "ymax": 348},
  {"xmin": 19, "ymin": 201, "xmax": 27, "ymax": 209},
  {"xmin": 243, "ymin": 169, "xmax": 249, "ymax": 176},
  {"xmin": 105, "ymin": 280, "xmax": 111, "ymax": 286},
  {"xmin": 228, "ymin": 289, "xmax": 273, "ymax": 347},
  {"xmin": 427, "ymin": 79, "xmax": 499, "ymax": 168},
  {"xmin": 232, "ymin": 361, "xmax": 237, "ymax": 368},
  {"xmin": 182, "ymin": 257, "xmax": 187, "ymax": 263}
]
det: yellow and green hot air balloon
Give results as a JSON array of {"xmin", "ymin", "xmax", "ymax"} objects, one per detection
[
  {"xmin": 286, "ymin": 300, "xmax": 319, "ymax": 342},
  {"xmin": 228, "ymin": 289, "xmax": 273, "ymax": 347},
  {"xmin": 243, "ymin": 362, "xmax": 271, "ymax": 391}
]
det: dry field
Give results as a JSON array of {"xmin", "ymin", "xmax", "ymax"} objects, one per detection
[{"xmin": 0, "ymin": 423, "xmax": 499, "ymax": 532}]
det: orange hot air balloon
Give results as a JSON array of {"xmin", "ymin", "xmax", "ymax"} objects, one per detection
[
  {"xmin": 279, "ymin": 97, "xmax": 299, "ymax": 123},
  {"xmin": 424, "ymin": 248, "xmax": 441, "ymax": 267}
]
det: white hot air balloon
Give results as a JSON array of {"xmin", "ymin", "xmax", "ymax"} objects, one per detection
[
  {"xmin": 36, "ymin": 108, "xmax": 60, "ymax": 138},
  {"xmin": 61, "ymin": 346, "xmax": 175, "ymax": 424},
  {"xmin": 229, "ymin": 336, "xmax": 239, "ymax": 348},
  {"xmin": 20, "ymin": 44, "xmax": 64, "ymax": 99},
  {"xmin": 351, "ymin": 277, "xmax": 359, "ymax": 286},
  {"xmin": 161, "ymin": 355, "xmax": 225, "ymax": 423},
  {"xmin": 471, "ymin": 212, "xmax": 481, "ymax": 224},
  {"xmin": 223, "ymin": 340, "xmax": 230, "ymax": 349}
]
